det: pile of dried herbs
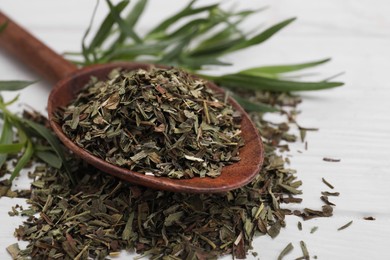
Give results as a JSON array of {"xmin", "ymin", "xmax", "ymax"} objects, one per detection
[
  {"xmin": 1, "ymin": 0, "xmax": 344, "ymax": 259},
  {"xmin": 57, "ymin": 67, "xmax": 243, "ymax": 178},
  {"xmin": 5, "ymin": 95, "xmax": 337, "ymax": 259},
  {"xmin": 8, "ymin": 99, "xmax": 305, "ymax": 260}
]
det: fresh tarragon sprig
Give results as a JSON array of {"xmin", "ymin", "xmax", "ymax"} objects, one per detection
[
  {"xmin": 66, "ymin": 0, "xmax": 343, "ymax": 112},
  {"xmin": 0, "ymin": 81, "xmax": 75, "ymax": 184}
]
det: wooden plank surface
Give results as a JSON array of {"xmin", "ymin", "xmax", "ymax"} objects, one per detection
[{"xmin": 1, "ymin": 0, "xmax": 389, "ymax": 259}]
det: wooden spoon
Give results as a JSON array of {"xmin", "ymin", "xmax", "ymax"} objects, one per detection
[{"xmin": 0, "ymin": 12, "xmax": 264, "ymax": 193}]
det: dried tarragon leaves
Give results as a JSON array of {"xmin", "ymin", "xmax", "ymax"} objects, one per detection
[
  {"xmin": 9, "ymin": 92, "xmax": 335, "ymax": 259},
  {"xmin": 57, "ymin": 67, "xmax": 243, "ymax": 179},
  {"xmin": 12, "ymin": 145, "xmax": 300, "ymax": 260}
]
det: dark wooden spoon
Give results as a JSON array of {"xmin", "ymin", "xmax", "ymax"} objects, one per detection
[{"xmin": 0, "ymin": 12, "xmax": 264, "ymax": 193}]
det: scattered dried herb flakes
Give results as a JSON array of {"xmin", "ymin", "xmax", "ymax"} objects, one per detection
[
  {"xmin": 0, "ymin": 179, "xmax": 13, "ymax": 197},
  {"xmin": 310, "ymin": 226, "xmax": 318, "ymax": 234},
  {"xmin": 10, "ymin": 150, "xmax": 302, "ymax": 259},
  {"xmin": 321, "ymin": 177, "xmax": 334, "ymax": 189},
  {"xmin": 277, "ymin": 242, "xmax": 294, "ymax": 260},
  {"xmin": 297, "ymin": 221, "xmax": 302, "ymax": 231},
  {"xmin": 293, "ymin": 205, "xmax": 333, "ymax": 221},
  {"xmin": 320, "ymin": 195, "xmax": 336, "ymax": 206},
  {"xmin": 323, "ymin": 157, "xmax": 341, "ymax": 162},
  {"xmin": 9, "ymin": 91, "xmax": 326, "ymax": 259},
  {"xmin": 321, "ymin": 191, "xmax": 340, "ymax": 196},
  {"xmin": 298, "ymin": 240, "xmax": 310, "ymax": 260},
  {"xmin": 1, "ymin": 179, "xmax": 30, "ymax": 199},
  {"xmin": 6, "ymin": 243, "xmax": 20, "ymax": 259},
  {"xmin": 337, "ymin": 220, "xmax": 353, "ymax": 231},
  {"xmin": 58, "ymin": 67, "xmax": 243, "ymax": 179}
]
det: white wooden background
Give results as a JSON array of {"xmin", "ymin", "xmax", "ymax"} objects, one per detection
[{"xmin": 1, "ymin": 0, "xmax": 390, "ymax": 259}]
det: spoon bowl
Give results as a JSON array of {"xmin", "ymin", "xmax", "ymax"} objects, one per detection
[
  {"xmin": 48, "ymin": 62, "xmax": 264, "ymax": 193},
  {"xmin": 0, "ymin": 12, "xmax": 264, "ymax": 193}
]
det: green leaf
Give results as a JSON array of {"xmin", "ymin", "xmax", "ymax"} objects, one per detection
[
  {"xmin": 4, "ymin": 94, "xmax": 20, "ymax": 106},
  {"xmin": 158, "ymin": 28, "xmax": 198, "ymax": 64},
  {"xmin": 239, "ymin": 58, "xmax": 331, "ymax": 77},
  {"xmin": 231, "ymin": 94, "xmax": 279, "ymax": 112},
  {"xmin": 87, "ymin": 0, "xmax": 129, "ymax": 52},
  {"xmin": 104, "ymin": 41, "xmax": 173, "ymax": 61},
  {"xmin": 0, "ymin": 142, "xmax": 25, "ymax": 154},
  {"xmin": 146, "ymin": 1, "xmax": 218, "ymax": 38},
  {"xmin": 81, "ymin": 0, "xmax": 100, "ymax": 64},
  {"xmin": 0, "ymin": 81, "xmax": 36, "ymax": 91},
  {"xmin": 165, "ymin": 18, "xmax": 209, "ymax": 40},
  {"xmin": 23, "ymin": 119, "xmax": 76, "ymax": 184},
  {"xmin": 125, "ymin": 0, "xmax": 148, "ymax": 28},
  {"xmin": 106, "ymin": 0, "xmax": 142, "ymax": 43},
  {"xmin": 180, "ymin": 56, "xmax": 231, "ymax": 70},
  {"xmin": 211, "ymin": 73, "xmax": 344, "ymax": 92},
  {"xmin": 189, "ymin": 37, "xmax": 244, "ymax": 57},
  {"xmin": 226, "ymin": 18, "xmax": 296, "ymax": 53},
  {"xmin": 109, "ymin": 0, "xmax": 148, "ymax": 50},
  {"xmin": 193, "ymin": 8, "xmax": 265, "ymax": 52},
  {"xmin": 34, "ymin": 145, "xmax": 54, "ymax": 152},
  {"xmin": 35, "ymin": 150, "xmax": 62, "ymax": 169},
  {"xmin": 0, "ymin": 117, "xmax": 14, "ymax": 167},
  {"xmin": 10, "ymin": 140, "xmax": 33, "ymax": 181},
  {"xmin": 193, "ymin": 22, "xmax": 241, "ymax": 53}
]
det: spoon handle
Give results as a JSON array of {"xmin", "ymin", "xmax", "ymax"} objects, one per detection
[{"xmin": 0, "ymin": 11, "xmax": 77, "ymax": 83}]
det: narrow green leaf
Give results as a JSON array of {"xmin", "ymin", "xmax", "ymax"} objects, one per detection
[
  {"xmin": 213, "ymin": 73, "xmax": 344, "ymax": 92},
  {"xmin": 230, "ymin": 7, "xmax": 268, "ymax": 18},
  {"xmin": 322, "ymin": 71, "xmax": 345, "ymax": 82},
  {"xmin": 125, "ymin": 0, "xmax": 148, "ymax": 28},
  {"xmin": 104, "ymin": 41, "xmax": 173, "ymax": 61},
  {"xmin": 196, "ymin": 7, "xmax": 266, "ymax": 48},
  {"xmin": 35, "ymin": 150, "xmax": 62, "ymax": 169},
  {"xmin": 146, "ymin": 0, "xmax": 196, "ymax": 37},
  {"xmin": 0, "ymin": 81, "xmax": 36, "ymax": 91},
  {"xmin": 189, "ymin": 37, "xmax": 244, "ymax": 57},
  {"xmin": 8, "ymin": 116, "xmax": 28, "ymax": 144},
  {"xmin": 106, "ymin": 0, "xmax": 142, "ymax": 43},
  {"xmin": 227, "ymin": 18, "xmax": 296, "ymax": 53},
  {"xmin": 239, "ymin": 58, "xmax": 331, "ymax": 76},
  {"xmin": 108, "ymin": 0, "xmax": 148, "ymax": 50},
  {"xmin": 183, "ymin": 8, "xmax": 255, "ymax": 54},
  {"xmin": 4, "ymin": 94, "xmax": 20, "ymax": 106},
  {"xmin": 23, "ymin": 119, "xmax": 76, "ymax": 184},
  {"xmin": 180, "ymin": 56, "xmax": 231, "ymax": 70},
  {"xmin": 0, "ymin": 142, "xmax": 25, "ymax": 154},
  {"xmin": 10, "ymin": 140, "xmax": 33, "ymax": 181},
  {"xmin": 165, "ymin": 18, "xmax": 209, "ymax": 40},
  {"xmin": 196, "ymin": 28, "xmax": 236, "ymax": 51},
  {"xmin": 0, "ymin": 117, "xmax": 13, "ymax": 167},
  {"xmin": 34, "ymin": 145, "xmax": 55, "ymax": 152},
  {"xmin": 231, "ymin": 94, "xmax": 279, "ymax": 112},
  {"xmin": 147, "ymin": 1, "xmax": 218, "ymax": 38},
  {"xmin": 158, "ymin": 28, "xmax": 198, "ymax": 64},
  {"xmin": 194, "ymin": 20, "xmax": 242, "ymax": 52},
  {"xmin": 88, "ymin": 0, "xmax": 129, "ymax": 52},
  {"xmin": 81, "ymin": 0, "xmax": 100, "ymax": 64}
]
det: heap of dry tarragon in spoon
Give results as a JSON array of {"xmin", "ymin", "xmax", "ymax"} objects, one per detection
[{"xmin": 57, "ymin": 67, "xmax": 243, "ymax": 179}]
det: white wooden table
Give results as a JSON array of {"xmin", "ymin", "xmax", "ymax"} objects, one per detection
[{"xmin": 1, "ymin": 1, "xmax": 389, "ymax": 259}]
